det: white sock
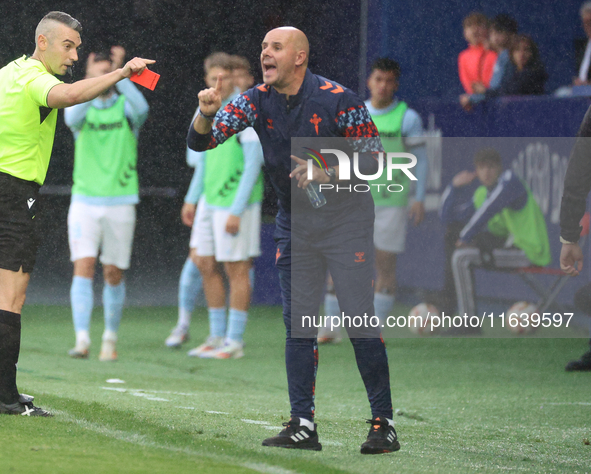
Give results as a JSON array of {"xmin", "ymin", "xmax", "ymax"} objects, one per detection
[
  {"xmin": 298, "ymin": 418, "xmax": 314, "ymax": 431},
  {"xmin": 76, "ymin": 330, "xmax": 90, "ymax": 347},
  {"xmin": 102, "ymin": 329, "xmax": 117, "ymax": 343}
]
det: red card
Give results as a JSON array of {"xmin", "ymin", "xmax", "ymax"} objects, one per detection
[{"xmin": 130, "ymin": 68, "xmax": 160, "ymax": 90}]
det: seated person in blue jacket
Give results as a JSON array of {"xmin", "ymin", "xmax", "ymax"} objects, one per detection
[{"xmin": 440, "ymin": 148, "xmax": 551, "ymax": 325}]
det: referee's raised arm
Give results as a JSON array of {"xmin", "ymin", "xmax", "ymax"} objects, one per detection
[{"xmin": 47, "ymin": 57, "xmax": 154, "ymax": 109}]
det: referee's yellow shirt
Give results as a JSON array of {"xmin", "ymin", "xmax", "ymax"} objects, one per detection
[{"xmin": 0, "ymin": 56, "xmax": 62, "ymax": 185}]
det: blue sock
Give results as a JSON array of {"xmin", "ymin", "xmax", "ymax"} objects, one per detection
[
  {"xmin": 374, "ymin": 292, "xmax": 395, "ymax": 326},
  {"xmin": 178, "ymin": 258, "xmax": 204, "ymax": 328},
  {"xmin": 71, "ymin": 276, "xmax": 93, "ymax": 336},
  {"xmin": 226, "ymin": 308, "xmax": 248, "ymax": 342},
  {"xmin": 209, "ymin": 307, "xmax": 227, "ymax": 338},
  {"xmin": 103, "ymin": 280, "xmax": 126, "ymax": 334},
  {"xmin": 324, "ymin": 293, "xmax": 340, "ymax": 316}
]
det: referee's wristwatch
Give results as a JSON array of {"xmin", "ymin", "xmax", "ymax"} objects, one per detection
[{"xmin": 325, "ymin": 167, "xmax": 337, "ymax": 185}]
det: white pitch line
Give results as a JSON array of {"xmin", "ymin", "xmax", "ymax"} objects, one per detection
[
  {"xmin": 242, "ymin": 419, "xmax": 270, "ymax": 425},
  {"xmin": 545, "ymin": 402, "xmax": 591, "ymax": 406},
  {"xmin": 53, "ymin": 410, "xmax": 301, "ymax": 474},
  {"xmin": 206, "ymin": 410, "xmax": 230, "ymax": 415}
]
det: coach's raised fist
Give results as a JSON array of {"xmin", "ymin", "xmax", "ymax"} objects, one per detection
[
  {"xmin": 120, "ymin": 57, "xmax": 156, "ymax": 78},
  {"xmin": 198, "ymin": 73, "xmax": 223, "ymax": 117}
]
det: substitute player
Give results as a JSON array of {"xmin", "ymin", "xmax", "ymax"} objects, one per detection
[
  {"xmin": 65, "ymin": 47, "xmax": 149, "ymax": 361},
  {"xmin": 188, "ymin": 27, "xmax": 398, "ymax": 454},
  {"xmin": 165, "ymin": 54, "xmax": 259, "ymax": 350},
  {"xmin": 173, "ymin": 53, "xmax": 263, "ymax": 359},
  {"xmin": 320, "ymin": 58, "xmax": 428, "ymax": 342},
  {"xmin": 0, "ymin": 11, "xmax": 153, "ymax": 417}
]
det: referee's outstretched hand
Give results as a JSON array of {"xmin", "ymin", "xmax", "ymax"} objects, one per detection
[
  {"xmin": 120, "ymin": 57, "xmax": 156, "ymax": 78},
  {"xmin": 198, "ymin": 73, "xmax": 223, "ymax": 117}
]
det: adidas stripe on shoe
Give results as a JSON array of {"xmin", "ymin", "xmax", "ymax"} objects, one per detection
[
  {"xmin": 360, "ymin": 417, "xmax": 400, "ymax": 454},
  {"xmin": 262, "ymin": 417, "xmax": 322, "ymax": 451}
]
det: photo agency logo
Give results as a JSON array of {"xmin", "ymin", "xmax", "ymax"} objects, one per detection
[{"xmin": 304, "ymin": 147, "xmax": 418, "ymax": 193}]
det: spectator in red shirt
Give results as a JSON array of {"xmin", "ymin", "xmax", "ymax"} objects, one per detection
[{"xmin": 458, "ymin": 12, "xmax": 498, "ymax": 94}]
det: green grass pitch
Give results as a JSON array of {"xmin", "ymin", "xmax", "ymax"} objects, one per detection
[{"xmin": 1, "ymin": 305, "xmax": 590, "ymax": 473}]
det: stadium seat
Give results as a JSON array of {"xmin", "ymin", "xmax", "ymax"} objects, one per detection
[{"xmin": 511, "ymin": 212, "xmax": 590, "ymax": 312}]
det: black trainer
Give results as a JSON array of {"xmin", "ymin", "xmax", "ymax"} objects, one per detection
[
  {"xmin": 565, "ymin": 350, "xmax": 591, "ymax": 371},
  {"xmin": 0, "ymin": 394, "xmax": 52, "ymax": 417},
  {"xmin": 360, "ymin": 417, "xmax": 400, "ymax": 454},
  {"xmin": 262, "ymin": 417, "xmax": 322, "ymax": 451}
]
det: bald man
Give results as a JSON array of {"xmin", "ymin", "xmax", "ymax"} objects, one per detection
[
  {"xmin": 0, "ymin": 11, "xmax": 153, "ymax": 417},
  {"xmin": 188, "ymin": 27, "xmax": 399, "ymax": 454}
]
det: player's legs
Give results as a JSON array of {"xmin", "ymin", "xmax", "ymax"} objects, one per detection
[
  {"xmin": 99, "ymin": 265, "xmax": 125, "ymax": 361},
  {"xmin": 190, "ymin": 253, "xmax": 227, "ymax": 355},
  {"xmin": 373, "ymin": 206, "xmax": 407, "ymax": 325},
  {"xmin": 0, "ymin": 268, "xmax": 30, "ymax": 405},
  {"xmin": 452, "ymin": 247, "xmax": 481, "ymax": 319},
  {"xmin": 186, "ymin": 201, "xmax": 226, "ymax": 355},
  {"xmin": 452, "ymin": 245, "xmax": 531, "ymax": 324},
  {"xmin": 166, "ymin": 256, "xmax": 204, "ymax": 347},
  {"xmin": 98, "ymin": 204, "xmax": 135, "ymax": 361},
  {"xmin": 68, "ymin": 201, "xmax": 102, "ymax": 356},
  {"xmin": 201, "ymin": 204, "xmax": 261, "ymax": 359},
  {"xmin": 0, "ymin": 268, "xmax": 30, "ymax": 314},
  {"xmin": 0, "ymin": 173, "xmax": 49, "ymax": 415},
  {"xmin": 69, "ymin": 257, "xmax": 96, "ymax": 357},
  {"xmin": 223, "ymin": 259, "xmax": 250, "ymax": 341},
  {"xmin": 262, "ymin": 229, "xmax": 323, "ymax": 450},
  {"xmin": 323, "ymin": 222, "xmax": 393, "ymax": 421}
]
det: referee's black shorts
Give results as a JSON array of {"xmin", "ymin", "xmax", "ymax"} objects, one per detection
[{"xmin": 0, "ymin": 172, "xmax": 41, "ymax": 273}]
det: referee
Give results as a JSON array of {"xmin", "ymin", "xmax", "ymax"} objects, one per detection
[{"xmin": 0, "ymin": 11, "xmax": 153, "ymax": 416}]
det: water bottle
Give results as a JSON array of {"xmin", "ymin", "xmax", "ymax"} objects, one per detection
[{"xmin": 306, "ymin": 182, "xmax": 327, "ymax": 208}]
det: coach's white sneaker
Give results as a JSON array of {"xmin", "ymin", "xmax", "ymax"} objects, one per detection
[
  {"xmin": 165, "ymin": 326, "xmax": 189, "ymax": 347},
  {"xmin": 187, "ymin": 336, "xmax": 223, "ymax": 357},
  {"xmin": 203, "ymin": 339, "xmax": 245, "ymax": 359},
  {"xmin": 99, "ymin": 339, "xmax": 117, "ymax": 362}
]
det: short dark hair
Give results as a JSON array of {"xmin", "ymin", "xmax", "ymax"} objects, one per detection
[
  {"xmin": 491, "ymin": 14, "xmax": 518, "ymax": 34},
  {"xmin": 370, "ymin": 58, "xmax": 401, "ymax": 79},
  {"xmin": 92, "ymin": 52, "xmax": 112, "ymax": 64},
  {"xmin": 474, "ymin": 148, "xmax": 502, "ymax": 167},
  {"xmin": 39, "ymin": 11, "xmax": 82, "ymax": 33}
]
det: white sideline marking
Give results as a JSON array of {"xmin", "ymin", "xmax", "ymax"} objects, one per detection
[
  {"xmin": 179, "ymin": 406, "xmax": 196, "ymax": 410},
  {"xmin": 243, "ymin": 463, "xmax": 297, "ymax": 474},
  {"xmin": 100, "ymin": 387, "xmax": 195, "ymax": 396},
  {"xmin": 206, "ymin": 410, "xmax": 229, "ymax": 415},
  {"xmin": 242, "ymin": 419, "xmax": 269, "ymax": 425},
  {"xmin": 263, "ymin": 426, "xmax": 284, "ymax": 431},
  {"xmin": 130, "ymin": 392, "xmax": 170, "ymax": 402},
  {"xmin": 545, "ymin": 402, "xmax": 591, "ymax": 406},
  {"xmin": 53, "ymin": 410, "xmax": 301, "ymax": 474},
  {"xmin": 106, "ymin": 379, "xmax": 125, "ymax": 384}
]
